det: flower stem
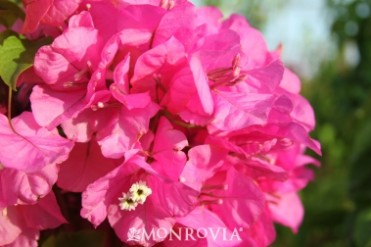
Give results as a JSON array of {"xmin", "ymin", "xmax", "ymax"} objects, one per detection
[{"xmin": 6, "ymin": 86, "xmax": 18, "ymax": 133}]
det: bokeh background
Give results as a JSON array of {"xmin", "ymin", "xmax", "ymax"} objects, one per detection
[{"xmin": 193, "ymin": 0, "xmax": 371, "ymax": 246}]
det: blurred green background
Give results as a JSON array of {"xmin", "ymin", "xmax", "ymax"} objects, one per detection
[{"xmin": 199, "ymin": 0, "xmax": 371, "ymax": 246}]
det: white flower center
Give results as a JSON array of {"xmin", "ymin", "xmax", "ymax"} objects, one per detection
[
  {"xmin": 129, "ymin": 180, "xmax": 152, "ymax": 204},
  {"xmin": 118, "ymin": 181, "xmax": 152, "ymax": 211},
  {"xmin": 119, "ymin": 193, "xmax": 138, "ymax": 211}
]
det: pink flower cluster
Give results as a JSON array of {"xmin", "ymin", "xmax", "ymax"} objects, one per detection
[{"xmin": 0, "ymin": 0, "xmax": 321, "ymax": 246}]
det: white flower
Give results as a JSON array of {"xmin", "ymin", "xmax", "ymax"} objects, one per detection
[
  {"xmin": 118, "ymin": 193, "xmax": 138, "ymax": 211},
  {"xmin": 129, "ymin": 180, "xmax": 152, "ymax": 204}
]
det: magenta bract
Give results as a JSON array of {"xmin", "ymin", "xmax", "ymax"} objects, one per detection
[{"xmin": 0, "ymin": 1, "xmax": 321, "ymax": 246}]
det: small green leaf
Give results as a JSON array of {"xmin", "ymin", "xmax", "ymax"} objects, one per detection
[
  {"xmin": 41, "ymin": 230, "xmax": 106, "ymax": 247},
  {"xmin": 0, "ymin": 34, "xmax": 50, "ymax": 90}
]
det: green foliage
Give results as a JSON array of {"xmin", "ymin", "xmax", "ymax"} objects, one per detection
[
  {"xmin": 354, "ymin": 209, "xmax": 371, "ymax": 247},
  {"xmin": 0, "ymin": 33, "xmax": 29, "ymax": 90},
  {"xmin": 0, "ymin": 33, "xmax": 50, "ymax": 90}
]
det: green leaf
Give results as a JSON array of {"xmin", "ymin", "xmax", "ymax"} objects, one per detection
[
  {"xmin": 354, "ymin": 208, "xmax": 371, "ymax": 247},
  {"xmin": 41, "ymin": 230, "xmax": 106, "ymax": 247},
  {"xmin": 0, "ymin": 34, "xmax": 50, "ymax": 90},
  {"xmin": 351, "ymin": 119, "xmax": 371, "ymax": 161},
  {"xmin": 0, "ymin": 0, "xmax": 24, "ymax": 28}
]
